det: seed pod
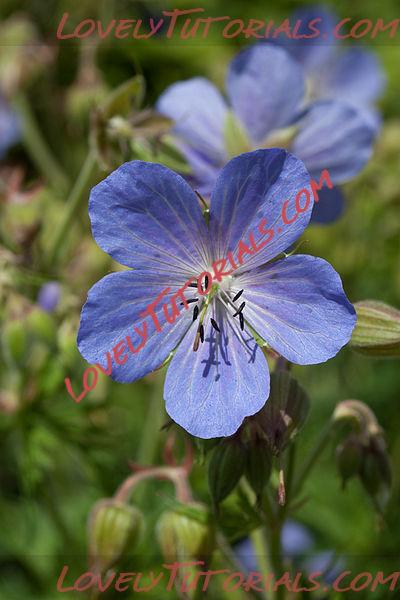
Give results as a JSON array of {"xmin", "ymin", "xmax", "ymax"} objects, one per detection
[
  {"xmin": 88, "ymin": 498, "xmax": 143, "ymax": 572},
  {"xmin": 336, "ymin": 436, "xmax": 364, "ymax": 488},
  {"xmin": 350, "ymin": 300, "xmax": 400, "ymax": 357},
  {"xmin": 156, "ymin": 502, "xmax": 214, "ymax": 562},
  {"xmin": 208, "ymin": 439, "xmax": 246, "ymax": 506},
  {"xmin": 245, "ymin": 438, "xmax": 273, "ymax": 498}
]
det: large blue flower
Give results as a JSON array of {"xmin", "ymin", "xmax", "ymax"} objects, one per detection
[
  {"xmin": 78, "ymin": 149, "xmax": 356, "ymax": 439},
  {"xmin": 156, "ymin": 44, "xmax": 377, "ymax": 224}
]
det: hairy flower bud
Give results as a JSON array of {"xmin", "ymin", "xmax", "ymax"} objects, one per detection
[
  {"xmin": 208, "ymin": 439, "xmax": 246, "ymax": 506},
  {"xmin": 255, "ymin": 371, "xmax": 310, "ymax": 455},
  {"xmin": 156, "ymin": 502, "xmax": 214, "ymax": 562},
  {"xmin": 350, "ymin": 301, "xmax": 400, "ymax": 357},
  {"xmin": 88, "ymin": 498, "xmax": 143, "ymax": 572},
  {"xmin": 245, "ymin": 438, "xmax": 273, "ymax": 498}
]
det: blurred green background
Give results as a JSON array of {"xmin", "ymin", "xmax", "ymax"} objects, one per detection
[{"xmin": 0, "ymin": 0, "xmax": 399, "ymax": 598}]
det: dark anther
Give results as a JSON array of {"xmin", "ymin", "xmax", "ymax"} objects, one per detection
[
  {"xmin": 180, "ymin": 298, "xmax": 198, "ymax": 306},
  {"xmin": 233, "ymin": 302, "xmax": 245, "ymax": 317},
  {"xmin": 232, "ymin": 289, "xmax": 244, "ymax": 302},
  {"xmin": 210, "ymin": 318, "xmax": 220, "ymax": 332},
  {"xmin": 199, "ymin": 323, "xmax": 204, "ymax": 343},
  {"xmin": 239, "ymin": 313, "xmax": 244, "ymax": 331},
  {"xmin": 193, "ymin": 305, "xmax": 199, "ymax": 321},
  {"xmin": 204, "ymin": 275, "xmax": 209, "ymax": 290},
  {"xmin": 189, "ymin": 283, "xmax": 198, "ymax": 288}
]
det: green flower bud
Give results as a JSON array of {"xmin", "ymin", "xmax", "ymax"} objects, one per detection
[
  {"xmin": 255, "ymin": 371, "xmax": 310, "ymax": 454},
  {"xmin": 27, "ymin": 308, "xmax": 57, "ymax": 345},
  {"xmin": 245, "ymin": 438, "xmax": 272, "ymax": 498},
  {"xmin": 350, "ymin": 301, "xmax": 400, "ymax": 357},
  {"xmin": 156, "ymin": 502, "xmax": 214, "ymax": 562},
  {"xmin": 208, "ymin": 439, "xmax": 246, "ymax": 506},
  {"xmin": 1, "ymin": 319, "xmax": 28, "ymax": 365},
  {"xmin": 88, "ymin": 499, "xmax": 143, "ymax": 572},
  {"xmin": 336, "ymin": 435, "xmax": 364, "ymax": 488}
]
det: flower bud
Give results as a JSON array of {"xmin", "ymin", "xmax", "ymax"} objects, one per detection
[
  {"xmin": 208, "ymin": 439, "xmax": 246, "ymax": 506},
  {"xmin": 88, "ymin": 499, "xmax": 143, "ymax": 572},
  {"xmin": 335, "ymin": 435, "xmax": 364, "ymax": 488},
  {"xmin": 156, "ymin": 502, "xmax": 214, "ymax": 562},
  {"xmin": 255, "ymin": 372, "xmax": 309, "ymax": 454},
  {"xmin": 1, "ymin": 318, "xmax": 28, "ymax": 365},
  {"xmin": 245, "ymin": 438, "xmax": 272, "ymax": 498},
  {"xmin": 333, "ymin": 400, "xmax": 381, "ymax": 438},
  {"xmin": 27, "ymin": 308, "xmax": 57, "ymax": 344},
  {"xmin": 350, "ymin": 301, "xmax": 400, "ymax": 357}
]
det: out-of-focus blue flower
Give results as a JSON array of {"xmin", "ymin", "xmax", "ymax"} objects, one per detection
[
  {"xmin": 37, "ymin": 282, "xmax": 60, "ymax": 312},
  {"xmin": 77, "ymin": 149, "xmax": 356, "ymax": 438},
  {"xmin": 0, "ymin": 96, "xmax": 20, "ymax": 158},
  {"xmin": 304, "ymin": 550, "xmax": 345, "ymax": 583},
  {"xmin": 235, "ymin": 520, "xmax": 314, "ymax": 572},
  {"xmin": 156, "ymin": 44, "xmax": 377, "ymax": 223},
  {"xmin": 278, "ymin": 6, "xmax": 386, "ymax": 108},
  {"xmin": 281, "ymin": 519, "xmax": 314, "ymax": 556}
]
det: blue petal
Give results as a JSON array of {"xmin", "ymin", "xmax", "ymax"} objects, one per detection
[
  {"xmin": 316, "ymin": 48, "xmax": 386, "ymax": 105},
  {"xmin": 274, "ymin": 6, "xmax": 337, "ymax": 73},
  {"xmin": 291, "ymin": 101, "xmax": 376, "ymax": 183},
  {"xmin": 164, "ymin": 306, "xmax": 269, "ymax": 438},
  {"xmin": 311, "ymin": 186, "xmax": 345, "ymax": 224},
  {"xmin": 226, "ymin": 45, "xmax": 305, "ymax": 143},
  {"xmin": 89, "ymin": 161, "xmax": 211, "ymax": 276},
  {"xmin": 209, "ymin": 149, "xmax": 313, "ymax": 272},
  {"xmin": 176, "ymin": 142, "xmax": 222, "ymax": 198},
  {"xmin": 235, "ymin": 255, "xmax": 356, "ymax": 364},
  {"xmin": 78, "ymin": 270, "xmax": 193, "ymax": 382},
  {"xmin": 156, "ymin": 77, "xmax": 228, "ymax": 163}
]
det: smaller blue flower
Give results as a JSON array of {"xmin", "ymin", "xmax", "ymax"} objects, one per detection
[
  {"xmin": 156, "ymin": 44, "xmax": 377, "ymax": 224},
  {"xmin": 78, "ymin": 149, "xmax": 356, "ymax": 438},
  {"xmin": 0, "ymin": 96, "xmax": 20, "ymax": 159},
  {"xmin": 37, "ymin": 282, "xmax": 60, "ymax": 312},
  {"xmin": 277, "ymin": 6, "xmax": 386, "ymax": 109}
]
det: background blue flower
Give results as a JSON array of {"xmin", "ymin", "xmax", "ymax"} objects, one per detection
[
  {"xmin": 157, "ymin": 44, "xmax": 378, "ymax": 225},
  {"xmin": 78, "ymin": 149, "xmax": 355, "ymax": 438},
  {"xmin": 0, "ymin": 95, "xmax": 20, "ymax": 159}
]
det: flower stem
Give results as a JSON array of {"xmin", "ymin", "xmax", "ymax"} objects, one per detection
[
  {"xmin": 13, "ymin": 93, "xmax": 69, "ymax": 193},
  {"xmin": 46, "ymin": 152, "xmax": 97, "ymax": 268}
]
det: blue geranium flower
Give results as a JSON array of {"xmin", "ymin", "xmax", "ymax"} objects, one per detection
[
  {"xmin": 37, "ymin": 281, "xmax": 61, "ymax": 312},
  {"xmin": 0, "ymin": 95, "xmax": 20, "ymax": 159},
  {"xmin": 277, "ymin": 6, "xmax": 386, "ymax": 109},
  {"xmin": 77, "ymin": 149, "xmax": 356, "ymax": 439},
  {"xmin": 156, "ymin": 44, "xmax": 377, "ymax": 224}
]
